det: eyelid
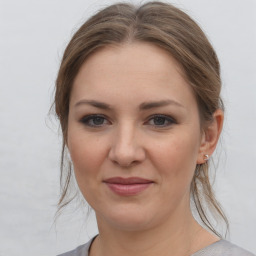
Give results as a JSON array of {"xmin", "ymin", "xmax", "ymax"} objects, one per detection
[
  {"xmin": 79, "ymin": 113, "xmax": 176, "ymax": 128},
  {"xmin": 145, "ymin": 114, "xmax": 177, "ymax": 127},
  {"xmin": 80, "ymin": 114, "xmax": 111, "ymax": 127}
]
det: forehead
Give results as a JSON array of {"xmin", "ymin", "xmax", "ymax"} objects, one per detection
[
  {"xmin": 70, "ymin": 42, "xmax": 196, "ymax": 109},
  {"xmin": 75, "ymin": 42, "xmax": 184, "ymax": 84}
]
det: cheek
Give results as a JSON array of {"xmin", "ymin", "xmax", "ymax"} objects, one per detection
[
  {"xmin": 67, "ymin": 130, "xmax": 109, "ymax": 206},
  {"xmin": 150, "ymin": 132, "xmax": 200, "ymax": 185},
  {"xmin": 67, "ymin": 129, "xmax": 106, "ymax": 180}
]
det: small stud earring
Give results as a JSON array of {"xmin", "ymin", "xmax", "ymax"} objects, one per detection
[{"xmin": 203, "ymin": 154, "xmax": 209, "ymax": 161}]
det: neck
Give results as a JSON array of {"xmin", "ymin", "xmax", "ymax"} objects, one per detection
[{"xmin": 89, "ymin": 208, "xmax": 218, "ymax": 256}]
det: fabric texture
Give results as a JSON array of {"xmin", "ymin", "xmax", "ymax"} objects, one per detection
[{"xmin": 58, "ymin": 238, "xmax": 255, "ymax": 256}]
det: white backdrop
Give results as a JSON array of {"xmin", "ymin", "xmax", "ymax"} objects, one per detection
[{"xmin": 0, "ymin": 0, "xmax": 255, "ymax": 255}]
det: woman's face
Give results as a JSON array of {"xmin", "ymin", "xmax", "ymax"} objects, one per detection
[{"xmin": 67, "ymin": 42, "xmax": 206, "ymax": 231}]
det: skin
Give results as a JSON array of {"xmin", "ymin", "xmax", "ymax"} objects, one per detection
[{"xmin": 67, "ymin": 42, "xmax": 223, "ymax": 256}]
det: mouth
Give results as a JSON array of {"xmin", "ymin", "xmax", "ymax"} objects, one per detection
[{"xmin": 103, "ymin": 177, "xmax": 154, "ymax": 196}]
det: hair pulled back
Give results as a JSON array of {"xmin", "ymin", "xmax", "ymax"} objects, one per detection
[{"xmin": 54, "ymin": 1, "xmax": 228, "ymax": 237}]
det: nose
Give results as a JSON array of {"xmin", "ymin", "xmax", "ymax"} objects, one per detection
[{"xmin": 108, "ymin": 124, "xmax": 146, "ymax": 167}]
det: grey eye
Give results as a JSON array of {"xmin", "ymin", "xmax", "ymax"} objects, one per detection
[
  {"xmin": 152, "ymin": 116, "xmax": 167, "ymax": 125},
  {"xmin": 147, "ymin": 115, "xmax": 176, "ymax": 127},
  {"xmin": 80, "ymin": 115, "xmax": 109, "ymax": 127},
  {"xmin": 91, "ymin": 116, "xmax": 105, "ymax": 125}
]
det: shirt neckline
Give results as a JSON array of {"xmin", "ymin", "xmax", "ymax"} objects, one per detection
[{"xmin": 87, "ymin": 236, "xmax": 224, "ymax": 256}]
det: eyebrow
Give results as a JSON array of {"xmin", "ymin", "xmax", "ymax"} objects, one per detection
[
  {"xmin": 74, "ymin": 100, "xmax": 112, "ymax": 110},
  {"xmin": 74, "ymin": 99, "xmax": 184, "ymax": 110},
  {"xmin": 139, "ymin": 99, "xmax": 184, "ymax": 110}
]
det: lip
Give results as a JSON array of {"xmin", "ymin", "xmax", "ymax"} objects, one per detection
[{"xmin": 103, "ymin": 177, "xmax": 154, "ymax": 196}]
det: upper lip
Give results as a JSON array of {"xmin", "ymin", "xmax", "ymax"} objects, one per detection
[{"xmin": 103, "ymin": 177, "xmax": 153, "ymax": 184}]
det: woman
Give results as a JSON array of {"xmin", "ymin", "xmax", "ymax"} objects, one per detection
[{"xmin": 54, "ymin": 2, "xmax": 254, "ymax": 256}]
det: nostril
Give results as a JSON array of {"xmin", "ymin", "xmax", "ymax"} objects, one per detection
[
  {"xmin": 108, "ymin": 146, "xmax": 146, "ymax": 167},
  {"xmin": 110, "ymin": 156, "xmax": 138, "ymax": 168},
  {"xmin": 108, "ymin": 131, "xmax": 146, "ymax": 166}
]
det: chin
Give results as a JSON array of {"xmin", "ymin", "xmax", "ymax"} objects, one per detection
[
  {"xmin": 96, "ymin": 205, "xmax": 156, "ymax": 232},
  {"xmin": 108, "ymin": 217, "xmax": 153, "ymax": 232}
]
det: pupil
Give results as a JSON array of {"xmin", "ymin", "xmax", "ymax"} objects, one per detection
[
  {"xmin": 154, "ymin": 117, "xmax": 165, "ymax": 125},
  {"xmin": 94, "ymin": 117, "xmax": 104, "ymax": 125}
]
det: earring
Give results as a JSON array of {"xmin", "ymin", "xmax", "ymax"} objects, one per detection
[{"xmin": 203, "ymin": 154, "xmax": 209, "ymax": 161}]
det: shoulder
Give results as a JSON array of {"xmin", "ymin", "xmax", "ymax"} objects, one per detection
[
  {"xmin": 57, "ymin": 238, "xmax": 255, "ymax": 256},
  {"xmin": 192, "ymin": 239, "xmax": 255, "ymax": 256},
  {"xmin": 57, "ymin": 239, "xmax": 92, "ymax": 256}
]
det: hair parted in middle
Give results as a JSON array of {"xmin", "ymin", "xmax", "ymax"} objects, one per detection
[{"xmin": 54, "ymin": 1, "xmax": 228, "ymax": 237}]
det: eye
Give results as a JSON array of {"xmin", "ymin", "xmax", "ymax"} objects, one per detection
[
  {"xmin": 146, "ymin": 114, "xmax": 176, "ymax": 127},
  {"xmin": 80, "ymin": 114, "xmax": 110, "ymax": 127}
]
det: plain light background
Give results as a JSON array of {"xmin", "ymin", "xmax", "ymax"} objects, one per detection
[{"xmin": 0, "ymin": 0, "xmax": 255, "ymax": 255}]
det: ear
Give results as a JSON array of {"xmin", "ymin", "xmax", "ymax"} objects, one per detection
[{"xmin": 197, "ymin": 109, "xmax": 224, "ymax": 164}]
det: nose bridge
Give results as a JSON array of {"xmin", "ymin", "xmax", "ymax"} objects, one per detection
[
  {"xmin": 108, "ymin": 121, "xmax": 145, "ymax": 166},
  {"xmin": 113, "ymin": 121, "xmax": 137, "ymax": 156}
]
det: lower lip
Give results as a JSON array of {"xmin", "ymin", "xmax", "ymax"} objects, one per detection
[{"xmin": 105, "ymin": 183, "xmax": 152, "ymax": 196}]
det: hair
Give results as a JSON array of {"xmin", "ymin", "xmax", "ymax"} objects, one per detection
[{"xmin": 54, "ymin": 1, "xmax": 229, "ymax": 237}]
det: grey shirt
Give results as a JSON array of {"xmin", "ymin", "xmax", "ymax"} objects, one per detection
[{"xmin": 58, "ymin": 238, "xmax": 255, "ymax": 256}]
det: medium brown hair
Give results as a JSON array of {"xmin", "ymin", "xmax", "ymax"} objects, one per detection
[{"xmin": 54, "ymin": 1, "xmax": 228, "ymax": 237}]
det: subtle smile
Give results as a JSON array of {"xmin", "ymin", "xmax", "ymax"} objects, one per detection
[{"xmin": 103, "ymin": 177, "xmax": 154, "ymax": 196}]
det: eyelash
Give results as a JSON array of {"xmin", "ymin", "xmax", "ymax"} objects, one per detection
[
  {"xmin": 80, "ymin": 114, "xmax": 109, "ymax": 127},
  {"xmin": 146, "ymin": 114, "xmax": 176, "ymax": 127},
  {"xmin": 79, "ymin": 114, "xmax": 176, "ymax": 128}
]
